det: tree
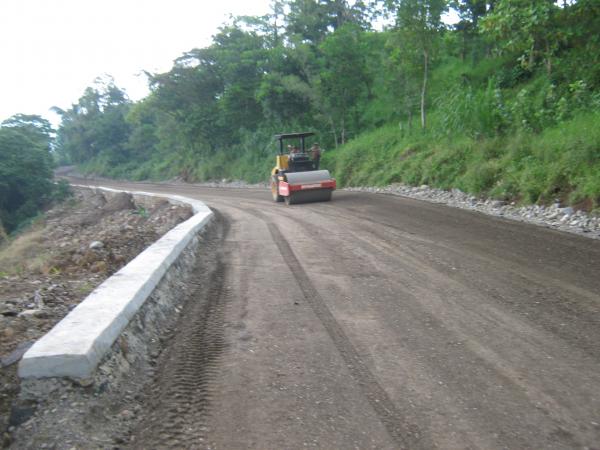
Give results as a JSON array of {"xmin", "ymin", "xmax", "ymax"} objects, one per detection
[
  {"xmin": 1, "ymin": 114, "xmax": 54, "ymax": 147},
  {"xmin": 384, "ymin": 33, "xmax": 422, "ymax": 129},
  {"xmin": 285, "ymin": 0, "xmax": 370, "ymax": 45},
  {"xmin": 54, "ymin": 78, "xmax": 131, "ymax": 165},
  {"xmin": 450, "ymin": 0, "xmax": 492, "ymax": 62},
  {"xmin": 124, "ymin": 98, "xmax": 159, "ymax": 161},
  {"xmin": 480, "ymin": 0, "xmax": 561, "ymax": 75},
  {"xmin": 257, "ymin": 72, "xmax": 315, "ymax": 123},
  {"xmin": 386, "ymin": 0, "xmax": 447, "ymax": 128},
  {"xmin": 318, "ymin": 23, "xmax": 372, "ymax": 144},
  {"xmin": 212, "ymin": 23, "xmax": 268, "ymax": 133},
  {"xmin": 0, "ymin": 124, "xmax": 54, "ymax": 232},
  {"xmin": 451, "ymin": 0, "xmax": 490, "ymax": 29}
]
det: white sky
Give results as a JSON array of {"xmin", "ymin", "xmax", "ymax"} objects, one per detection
[{"xmin": 0, "ymin": 0, "xmax": 272, "ymax": 127}]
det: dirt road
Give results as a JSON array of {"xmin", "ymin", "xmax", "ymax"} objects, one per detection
[{"xmin": 75, "ymin": 180, "xmax": 600, "ymax": 449}]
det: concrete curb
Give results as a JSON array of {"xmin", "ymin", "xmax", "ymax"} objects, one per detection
[{"xmin": 18, "ymin": 187, "xmax": 213, "ymax": 379}]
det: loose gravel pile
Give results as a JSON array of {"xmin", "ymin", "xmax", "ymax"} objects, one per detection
[
  {"xmin": 345, "ymin": 184, "xmax": 600, "ymax": 239},
  {"xmin": 185, "ymin": 179, "xmax": 268, "ymax": 189}
]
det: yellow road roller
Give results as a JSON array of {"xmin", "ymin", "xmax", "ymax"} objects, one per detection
[{"xmin": 270, "ymin": 132, "xmax": 336, "ymax": 205}]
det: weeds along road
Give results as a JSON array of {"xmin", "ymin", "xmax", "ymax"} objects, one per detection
[{"xmin": 74, "ymin": 179, "xmax": 600, "ymax": 449}]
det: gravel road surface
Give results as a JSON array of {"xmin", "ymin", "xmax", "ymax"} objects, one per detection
[{"xmin": 72, "ymin": 179, "xmax": 600, "ymax": 450}]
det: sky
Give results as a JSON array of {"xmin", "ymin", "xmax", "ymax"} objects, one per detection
[{"xmin": 0, "ymin": 0, "xmax": 272, "ymax": 127}]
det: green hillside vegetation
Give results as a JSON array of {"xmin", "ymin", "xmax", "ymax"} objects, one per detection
[
  {"xmin": 0, "ymin": 115, "xmax": 70, "ymax": 238},
  {"xmin": 48, "ymin": 0, "xmax": 600, "ymax": 211}
]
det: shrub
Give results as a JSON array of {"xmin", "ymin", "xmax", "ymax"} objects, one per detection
[
  {"xmin": 0, "ymin": 128, "xmax": 53, "ymax": 232},
  {"xmin": 52, "ymin": 179, "xmax": 73, "ymax": 202},
  {"xmin": 460, "ymin": 160, "xmax": 501, "ymax": 194}
]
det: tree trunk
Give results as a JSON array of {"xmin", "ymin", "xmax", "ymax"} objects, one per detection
[
  {"xmin": 329, "ymin": 116, "xmax": 338, "ymax": 148},
  {"xmin": 421, "ymin": 49, "xmax": 428, "ymax": 129},
  {"xmin": 528, "ymin": 43, "xmax": 535, "ymax": 69},
  {"xmin": 341, "ymin": 117, "xmax": 346, "ymax": 145},
  {"xmin": 545, "ymin": 40, "xmax": 552, "ymax": 76}
]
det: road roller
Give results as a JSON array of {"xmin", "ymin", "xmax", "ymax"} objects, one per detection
[{"xmin": 270, "ymin": 132, "xmax": 336, "ymax": 205}]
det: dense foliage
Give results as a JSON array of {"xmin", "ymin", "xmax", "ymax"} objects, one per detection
[
  {"xmin": 0, "ymin": 115, "xmax": 55, "ymax": 235},
  {"xmin": 52, "ymin": 0, "xmax": 600, "ymax": 208}
]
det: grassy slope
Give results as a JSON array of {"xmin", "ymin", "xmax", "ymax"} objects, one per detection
[
  {"xmin": 316, "ymin": 53, "xmax": 600, "ymax": 210},
  {"xmin": 323, "ymin": 110, "xmax": 600, "ymax": 209},
  {"xmin": 0, "ymin": 222, "xmax": 50, "ymax": 276}
]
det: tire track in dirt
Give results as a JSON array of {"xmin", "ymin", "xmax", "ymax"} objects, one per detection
[
  {"xmin": 128, "ymin": 214, "xmax": 230, "ymax": 450},
  {"xmin": 303, "ymin": 204, "xmax": 600, "ymax": 360},
  {"xmin": 285, "ymin": 205, "xmax": 597, "ymax": 449},
  {"xmin": 256, "ymin": 212, "xmax": 427, "ymax": 450}
]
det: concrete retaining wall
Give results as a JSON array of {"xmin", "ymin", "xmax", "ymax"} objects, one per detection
[{"xmin": 18, "ymin": 187, "xmax": 213, "ymax": 379}]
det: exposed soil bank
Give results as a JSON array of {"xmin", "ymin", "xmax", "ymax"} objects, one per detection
[
  {"xmin": 0, "ymin": 188, "xmax": 192, "ymax": 448},
  {"xmin": 8, "ymin": 217, "xmax": 222, "ymax": 449}
]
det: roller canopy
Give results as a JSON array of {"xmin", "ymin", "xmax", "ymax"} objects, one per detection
[{"xmin": 274, "ymin": 132, "xmax": 315, "ymax": 140}]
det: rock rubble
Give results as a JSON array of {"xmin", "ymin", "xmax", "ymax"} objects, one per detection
[{"xmin": 188, "ymin": 178, "xmax": 268, "ymax": 189}]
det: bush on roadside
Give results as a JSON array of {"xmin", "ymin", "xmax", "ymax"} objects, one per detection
[
  {"xmin": 0, "ymin": 123, "xmax": 54, "ymax": 233},
  {"xmin": 52, "ymin": 179, "xmax": 73, "ymax": 202}
]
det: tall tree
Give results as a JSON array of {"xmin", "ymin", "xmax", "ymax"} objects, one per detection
[
  {"xmin": 54, "ymin": 78, "xmax": 131, "ymax": 164},
  {"xmin": 285, "ymin": 0, "xmax": 370, "ymax": 45},
  {"xmin": 1, "ymin": 114, "xmax": 54, "ymax": 151},
  {"xmin": 384, "ymin": 33, "xmax": 422, "ymax": 130},
  {"xmin": 450, "ymin": 0, "xmax": 491, "ymax": 61},
  {"xmin": 0, "ymin": 121, "xmax": 54, "ymax": 231},
  {"xmin": 318, "ymin": 23, "xmax": 372, "ymax": 144},
  {"xmin": 480, "ymin": 0, "xmax": 561, "ymax": 75},
  {"xmin": 386, "ymin": 0, "xmax": 447, "ymax": 128},
  {"xmin": 451, "ymin": 0, "xmax": 489, "ymax": 29}
]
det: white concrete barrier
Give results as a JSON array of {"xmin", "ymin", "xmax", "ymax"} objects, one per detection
[{"xmin": 18, "ymin": 187, "xmax": 213, "ymax": 379}]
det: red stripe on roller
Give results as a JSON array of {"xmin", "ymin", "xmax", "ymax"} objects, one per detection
[{"xmin": 288, "ymin": 179, "xmax": 336, "ymax": 192}]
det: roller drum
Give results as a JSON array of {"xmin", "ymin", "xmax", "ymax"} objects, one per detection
[{"xmin": 285, "ymin": 170, "xmax": 332, "ymax": 184}]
